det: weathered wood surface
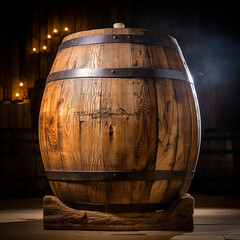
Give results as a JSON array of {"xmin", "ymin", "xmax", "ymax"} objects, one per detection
[
  {"xmin": 43, "ymin": 194, "xmax": 194, "ymax": 231},
  {"xmin": 39, "ymin": 28, "xmax": 201, "ymax": 205}
]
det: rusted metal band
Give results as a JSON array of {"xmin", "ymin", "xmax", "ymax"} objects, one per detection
[
  {"xmin": 46, "ymin": 68, "xmax": 190, "ymax": 83},
  {"xmin": 58, "ymin": 34, "xmax": 181, "ymax": 52},
  {"xmin": 67, "ymin": 202, "xmax": 173, "ymax": 213},
  {"xmin": 45, "ymin": 170, "xmax": 195, "ymax": 181}
]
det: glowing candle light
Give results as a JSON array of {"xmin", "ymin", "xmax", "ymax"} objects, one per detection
[
  {"xmin": 19, "ymin": 82, "xmax": 23, "ymax": 87},
  {"xmin": 47, "ymin": 34, "xmax": 51, "ymax": 39},
  {"xmin": 53, "ymin": 29, "xmax": 58, "ymax": 33},
  {"xmin": 64, "ymin": 27, "xmax": 69, "ymax": 31},
  {"xmin": 43, "ymin": 45, "xmax": 47, "ymax": 50},
  {"xmin": 16, "ymin": 93, "xmax": 19, "ymax": 97},
  {"xmin": 32, "ymin": 47, "xmax": 37, "ymax": 52}
]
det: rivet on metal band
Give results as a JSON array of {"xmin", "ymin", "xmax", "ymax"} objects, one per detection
[
  {"xmin": 45, "ymin": 170, "xmax": 195, "ymax": 182},
  {"xmin": 46, "ymin": 68, "xmax": 191, "ymax": 83},
  {"xmin": 58, "ymin": 34, "xmax": 181, "ymax": 52}
]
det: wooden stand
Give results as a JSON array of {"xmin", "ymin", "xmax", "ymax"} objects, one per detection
[{"xmin": 43, "ymin": 194, "xmax": 194, "ymax": 231}]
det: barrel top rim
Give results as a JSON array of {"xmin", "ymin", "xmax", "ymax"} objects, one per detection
[{"xmin": 62, "ymin": 27, "xmax": 176, "ymax": 43}]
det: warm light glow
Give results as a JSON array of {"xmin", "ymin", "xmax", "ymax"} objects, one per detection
[
  {"xmin": 47, "ymin": 34, "xmax": 51, "ymax": 39},
  {"xmin": 32, "ymin": 47, "xmax": 37, "ymax": 52},
  {"xmin": 43, "ymin": 45, "xmax": 47, "ymax": 50},
  {"xmin": 64, "ymin": 27, "xmax": 69, "ymax": 31},
  {"xmin": 53, "ymin": 29, "xmax": 58, "ymax": 33},
  {"xmin": 19, "ymin": 82, "xmax": 23, "ymax": 87},
  {"xmin": 16, "ymin": 93, "xmax": 19, "ymax": 97}
]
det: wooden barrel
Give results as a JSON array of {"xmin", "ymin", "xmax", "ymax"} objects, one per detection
[
  {"xmin": 193, "ymin": 128, "xmax": 240, "ymax": 194},
  {"xmin": 39, "ymin": 27, "xmax": 201, "ymax": 212},
  {"xmin": 0, "ymin": 128, "xmax": 50, "ymax": 197}
]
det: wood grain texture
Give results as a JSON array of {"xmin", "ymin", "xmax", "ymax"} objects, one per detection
[
  {"xmin": 39, "ymin": 28, "xmax": 201, "ymax": 205},
  {"xmin": 43, "ymin": 194, "xmax": 194, "ymax": 231}
]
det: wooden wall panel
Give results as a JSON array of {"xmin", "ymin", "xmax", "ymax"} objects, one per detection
[
  {"xmin": 10, "ymin": 38, "xmax": 19, "ymax": 100},
  {"xmin": 0, "ymin": 103, "xmax": 31, "ymax": 128}
]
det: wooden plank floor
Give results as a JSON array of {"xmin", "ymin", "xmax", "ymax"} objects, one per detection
[{"xmin": 0, "ymin": 193, "xmax": 239, "ymax": 240}]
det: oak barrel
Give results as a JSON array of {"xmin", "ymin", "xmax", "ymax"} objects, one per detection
[
  {"xmin": 194, "ymin": 128, "xmax": 240, "ymax": 194},
  {"xmin": 39, "ymin": 27, "xmax": 201, "ymax": 211},
  {"xmin": 0, "ymin": 128, "xmax": 50, "ymax": 197}
]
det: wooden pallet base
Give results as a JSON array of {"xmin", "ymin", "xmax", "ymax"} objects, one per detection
[{"xmin": 43, "ymin": 194, "xmax": 194, "ymax": 231}]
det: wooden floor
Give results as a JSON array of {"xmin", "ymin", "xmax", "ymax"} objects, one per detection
[{"xmin": 0, "ymin": 193, "xmax": 239, "ymax": 240}]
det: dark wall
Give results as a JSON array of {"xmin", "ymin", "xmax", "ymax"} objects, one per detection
[{"xmin": 1, "ymin": 0, "xmax": 239, "ymax": 131}]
